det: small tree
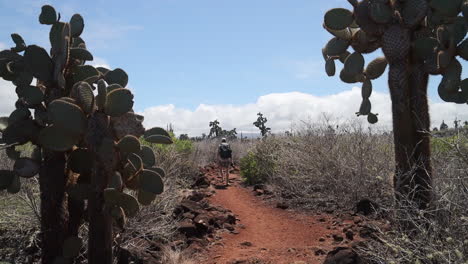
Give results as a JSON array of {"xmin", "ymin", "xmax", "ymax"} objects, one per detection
[
  {"xmin": 0, "ymin": 5, "xmax": 171, "ymax": 264},
  {"xmin": 322, "ymin": 0, "xmax": 467, "ymax": 209},
  {"xmin": 208, "ymin": 119, "xmax": 222, "ymax": 138},
  {"xmin": 253, "ymin": 112, "xmax": 271, "ymax": 137},
  {"xmin": 440, "ymin": 120, "xmax": 449, "ymax": 130},
  {"xmin": 179, "ymin": 134, "xmax": 189, "ymax": 140},
  {"xmin": 220, "ymin": 128, "xmax": 238, "ymax": 140}
]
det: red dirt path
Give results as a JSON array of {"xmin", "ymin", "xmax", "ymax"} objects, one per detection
[{"xmin": 196, "ymin": 172, "xmax": 345, "ymax": 264}]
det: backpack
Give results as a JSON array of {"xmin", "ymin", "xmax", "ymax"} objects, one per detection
[{"xmin": 218, "ymin": 143, "xmax": 232, "ymax": 159}]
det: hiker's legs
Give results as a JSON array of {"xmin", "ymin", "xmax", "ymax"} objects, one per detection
[{"xmin": 225, "ymin": 166, "xmax": 229, "ymax": 185}]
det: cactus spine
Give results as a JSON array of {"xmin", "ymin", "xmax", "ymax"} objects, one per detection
[
  {"xmin": 0, "ymin": 5, "xmax": 172, "ymax": 264},
  {"xmin": 322, "ymin": 0, "xmax": 467, "ymax": 210}
]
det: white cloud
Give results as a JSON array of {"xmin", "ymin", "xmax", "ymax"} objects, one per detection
[
  {"xmin": 89, "ymin": 57, "xmax": 111, "ymax": 69},
  {"xmin": 0, "ymin": 79, "xmax": 17, "ymax": 117},
  {"xmin": 139, "ymin": 88, "xmax": 468, "ymax": 136},
  {"xmin": 0, "ymin": 42, "xmax": 7, "ymax": 50}
]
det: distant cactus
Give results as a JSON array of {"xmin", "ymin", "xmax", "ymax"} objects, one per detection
[
  {"xmin": 0, "ymin": 5, "xmax": 171, "ymax": 264},
  {"xmin": 322, "ymin": 0, "xmax": 467, "ymax": 209},
  {"xmin": 253, "ymin": 112, "xmax": 271, "ymax": 137},
  {"xmin": 208, "ymin": 119, "xmax": 222, "ymax": 138},
  {"xmin": 440, "ymin": 120, "xmax": 449, "ymax": 130}
]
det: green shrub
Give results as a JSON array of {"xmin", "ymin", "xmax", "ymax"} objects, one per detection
[
  {"xmin": 240, "ymin": 151, "xmax": 261, "ymax": 185},
  {"xmin": 240, "ymin": 142, "xmax": 277, "ymax": 185},
  {"xmin": 142, "ymin": 132, "xmax": 193, "ymax": 154}
]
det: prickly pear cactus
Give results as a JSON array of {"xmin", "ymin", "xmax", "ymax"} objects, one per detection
[
  {"xmin": 0, "ymin": 5, "xmax": 173, "ymax": 262},
  {"xmin": 253, "ymin": 112, "xmax": 271, "ymax": 137},
  {"xmin": 322, "ymin": 0, "xmax": 467, "ymax": 124}
]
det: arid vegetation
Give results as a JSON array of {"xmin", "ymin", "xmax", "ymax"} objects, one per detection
[
  {"xmin": 239, "ymin": 121, "xmax": 468, "ymax": 263},
  {"xmin": 1, "ymin": 1, "xmax": 467, "ymax": 264}
]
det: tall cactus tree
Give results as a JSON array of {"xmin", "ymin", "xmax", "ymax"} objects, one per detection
[
  {"xmin": 208, "ymin": 119, "xmax": 222, "ymax": 138},
  {"xmin": 0, "ymin": 5, "xmax": 172, "ymax": 264},
  {"xmin": 253, "ymin": 112, "xmax": 271, "ymax": 137},
  {"xmin": 322, "ymin": 0, "xmax": 467, "ymax": 209}
]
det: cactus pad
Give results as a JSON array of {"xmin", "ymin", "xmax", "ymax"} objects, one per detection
[
  {"xmin": 96, "ymin": 79, "xmax": 107, "ymax": 110},
  {"xmin": 139, "ymin": 169, "xmax": 164, "ymax": 195},
  {"xmin": 104, "ymin": 88, "xmax": 134, "ymax": 117},
  {"xmin": 413, "ymin": 37, "xmax": 439, "ymax": 60},
  {"xmin": 11, "ymin": 33, "xmax": 26, "ymax": 52},
  {"xmin": 325, "ymin": 37, "xmax": 349, "ymax": 57},
  {"xmin": 362, "ymin": 79, "xmax": 372, "ymax": 98},
  {"xmin": 106, "ymin": 84, "xmax": 123, "ymax": 93},
  {"xmin": 109, "ymin": 172, "xmax": 123, "ymax": 190},
  {"xmin": 139, "ymin": 146, "xmax": 156, "ymax": 167},
  {"xmin": 48, "ymin": 99, "xmax": 86, "ymax": 135},
  {"xmin": 8, "ymin": 108, "xmax": 31, "ymax": 125},
  {"xmin": 70, "ymin": 14, "xmax": 84, "ymax": 38},
  {"xmin": 369, "ymin": 2, "xmax": 393, "ymax": 24},
  {"xmin": 24, "ymin": 45, "xmax": 53, "ymax": 81},
  {"xmin": 72, "ymin": 65, "xmax": 100, "ymax": 84},
  {"xmin": 137, "ymin": 190, "xmax": 156, "ymax": 205},
  {"xmin": 104, "ymin": 68, "xmax": 128, "ymax": 87},
  {"xmin": 14, "ymin": 158, "xmax": 40, "ymax": 178},
  {"xmin": 148, "ymin": 167, "xmax": 166, "ymax": 178},
  {"xmin": 344, "ymin": 52, "xmax": 365, "ymax": 76},
  {"xmin": 71, "ymin": 82, "xmax": 95, "ymax": 115},
  {"xmin": 324, "ymin": 8, "xmax": 354, "ymax": 30},
  {"xmin": 402, "ymin": 0, "xmax": 428, "ymax": 27},
  {"xmin": 358, "ymin": 98, "xmax": 371, "ymax": 115},
  {"xmin": 339, "ymin": 69, "xmax": 360, "ymax": 83},
  {"xmin": 325, "ymin": 59, "xmax": 336, "ymax": 76},
  {"xmin": 104, "ymin": 188, "xmax": 140, "ymax": 217},
  {"xmin": 367, "ymin": 113, "xmax": 378, "ymax": 124},
  {"xmin": 430, "ymin": 0, "xmax": 463, "ymax": 17},
  {"xmin": 62, "ymin": 236, "xmax": 82, "ymax": 258},
  {"xmin": 145, "ymin": 135, "xmax": 173, "ymax": 145},
  {"xmin": 144, "ymin": 127, "xmax": 171, "ymax": 138},
  {"xmin": 38, "ymin": 125, "xmax": 79, "ymax": 151},
  {"xmin": 128, "ymin": 153, "xmax": 143, "ymax": 172},
  {"xmin": 117, "ymin": 135, "xmax": 141, "ymax": 154},
  {"xmin": 365, "ymin": 57, "xmax": 388, "ymax": 80},
  {"xmin": 22, "ymin": 85, "xmax": 44, "ymax": 106},
  {"xmin": 70, "ymin": 48, "xmax": 93, "ymax": 61},
  {"xmin": 39, "ymin": 5, "xmax": 57, "ymax": 25}
]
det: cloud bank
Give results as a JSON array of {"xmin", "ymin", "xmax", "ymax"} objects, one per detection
[
  {"xmin": 140, "ymin": 87, "xmax": 468, "ymax": 136},
  {"xmin": 0, "ymin": 79, "xmax": 466, "ymax": 136}
]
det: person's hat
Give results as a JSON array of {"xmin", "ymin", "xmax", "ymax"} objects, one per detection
[{"xmin": 221, "ymin": 137, "xmax": 226, "ymax": 142}]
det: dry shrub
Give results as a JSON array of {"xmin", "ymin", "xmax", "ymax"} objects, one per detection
[
  {"xmin": 118, "ymin": 142, "xmax": 199, "ymax": 258},
  {"xmin": 241, "ymin": 121, "xmax": 395, "ymax": 210},
  {"xmin": 191, "ymin": 138, "xmax": 254, "ymax": 166},
  {"xmin": 241, "ymin": 121, "xmax": 468, "ymax": 263},
  {"xmin": 357, "ymin": 129, "xmax": 468, "ymax": 264},
  {"xmin": 160, "ymin": 246, "xmax": 195, "ymax": 264}
]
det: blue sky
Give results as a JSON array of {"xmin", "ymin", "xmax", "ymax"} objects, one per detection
[{"xmin": 0, "ymin": 0, "xmax": 467, "ymax": 135}]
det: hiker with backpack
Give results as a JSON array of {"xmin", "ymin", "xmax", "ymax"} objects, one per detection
[{"xmin": 217, "ymin": 138, "xmax": 232, "ymax": 186}]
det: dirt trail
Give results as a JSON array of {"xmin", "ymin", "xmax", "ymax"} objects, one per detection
[{"xmin": 197, "ymin": 172, "xmax": 342, "ymax": 264}]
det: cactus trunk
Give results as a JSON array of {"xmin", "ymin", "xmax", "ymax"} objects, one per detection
[
  {"xmin": 39, "ymin": 151, "xmax": 69, "ymax": 264},
  {"xmin": 389, "ymin": 61, "xmax": 433, "ymax": 210},
  {"xmin": 87, "ymin": 112, "xmax": 115, "ymax": 264}
]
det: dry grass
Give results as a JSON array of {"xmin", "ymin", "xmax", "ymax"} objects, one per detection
[
  {"xmin": 231, "ymin": 121, "xmax": 468, "ymax": 264},
  {"xmin": 191, "ymin": 138, "xmax": 254, "ymax": 166},
  {"xmin": 160, "ymin": 246, "xmax": 196, "ymax": 264}
]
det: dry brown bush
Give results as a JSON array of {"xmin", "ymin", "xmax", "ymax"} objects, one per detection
[
  {"xmin": 235, "ymin": 121, "xmax": 468, "ymax": 264},
  {"xmin": 191, "ymin": 138, "xmax": 254, "ymax": 166}
]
